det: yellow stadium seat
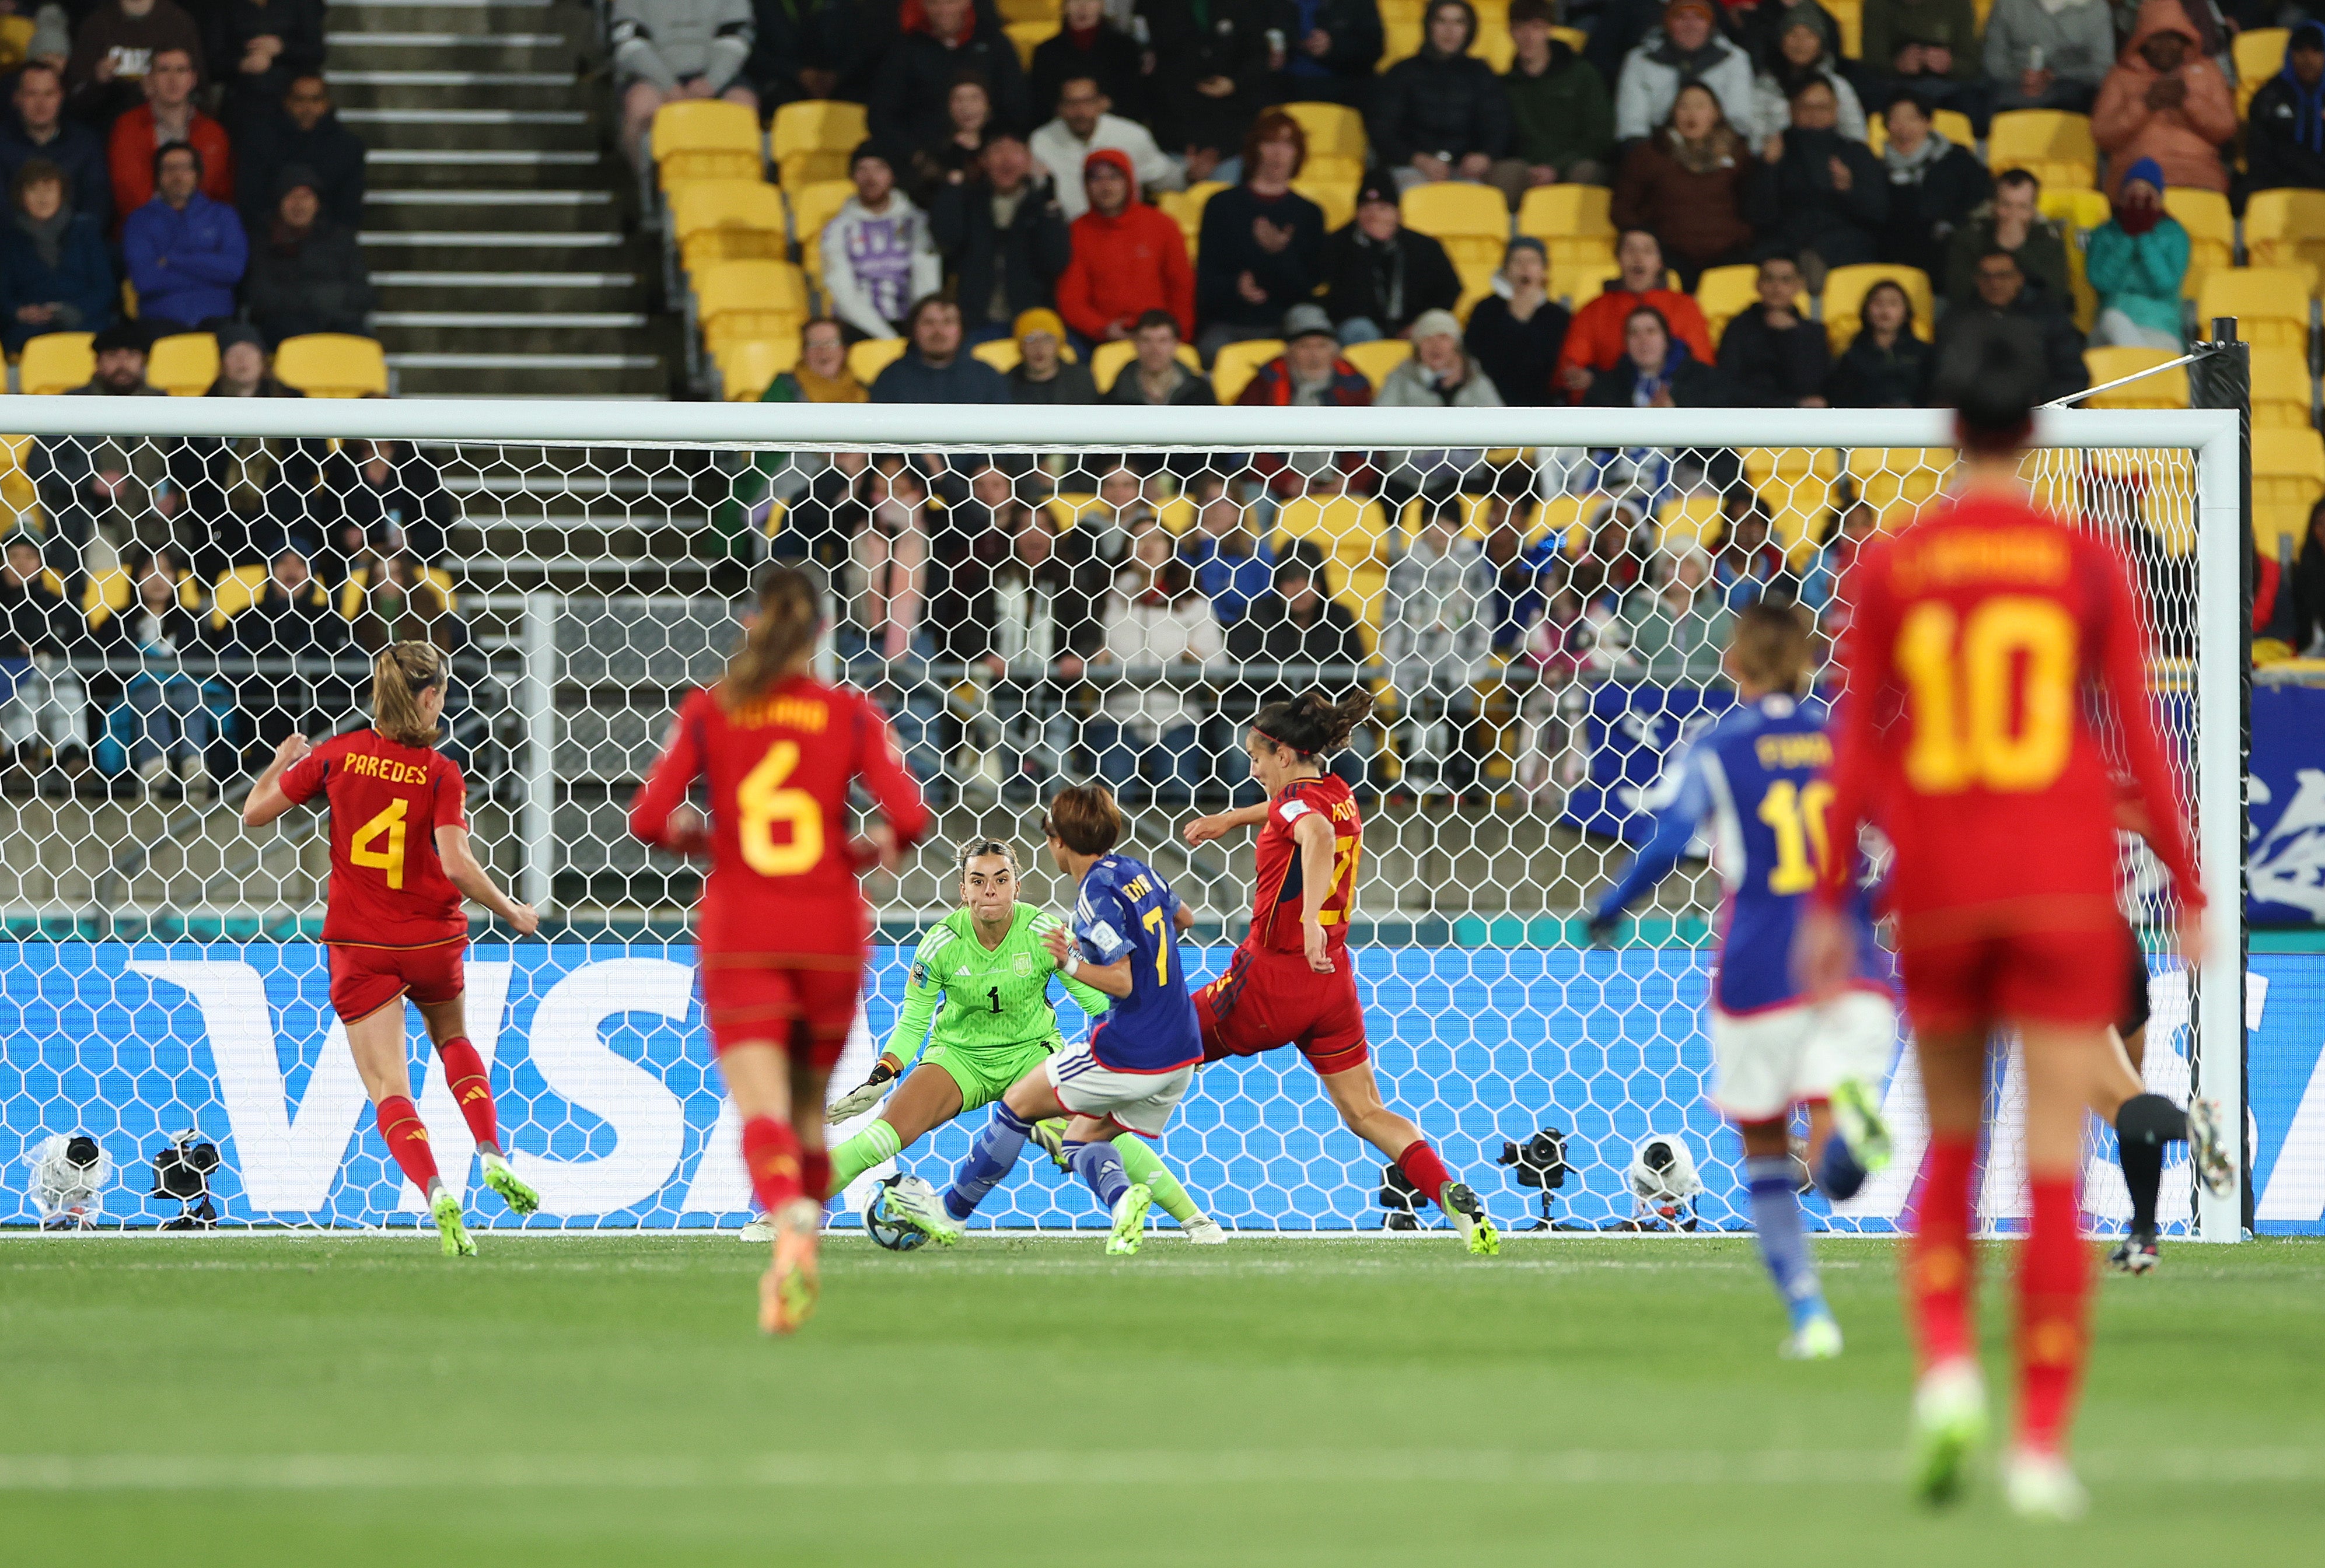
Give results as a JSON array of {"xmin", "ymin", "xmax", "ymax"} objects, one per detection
[
  {"xmin": 2080, "ymin": 346, "xmax": 2188, "ymax": 409},
  {"xmin": 1516, "ymin": 183, "xmax": 1613, "ymax": 274},
  {"xmin": 208, "ymin": 564, "xmax": 272, "ymax": 629},
  {"xmin": 1292, "ymin": 176, "xmax": 1356, "ymax": 232},
  {"xmin": 1400, "ymin": 181, "xmax": 1511, "ymax": 271},
  {"xmin": 0, "ymin": 432, "xmax": 35, "ymax": 514},
  {"xmin": 1550, "ymin": 25, "xmax": 1589, "ymax": 52},
  {"xmin": 19, "ymin": 331, "xmax": 93, "ymax": 396},
  {"xmin": 718, "ymin": 335, "xmax": 803, "ymax": 400},
  {"xmin": 1865, "ymin": 106, "xmax": 1975, "ymax": 155},
  {"xmin": 84, "ymin": 564, "xmax": 200, "ymax": 626},
  {"xmin": 671, "ymin": 180, "xmax": 788, "ymax": 276},
  {"xmin": 2243, "ymin": 188, "xmax": 2325, "ymax": 285},
  {"xmin": 971, "ymin": 338, "xmax": 1021, "ymax": 374},
  {"xmin": 1986, "ymin": 110, "xmax": 2097, "ymax": 191},
  {"xmin": 2253, "ymin": 426, "xmax": 2325, "ymax": 557},
  {"xmin": 1089, "ymin": 338, "xmax": 1200, "ymax": 393},
  {"xmin": 1550, "ymin": 250, "xmax": 1616, "ymax": 309},
  {"xmin": 2038, "ymin": 187, "xmax": 2110, "ymax": 232},
  {"xmin": 651, "ymin": 99, "xmax": 763, "ymax": 192},
  {"xmin": 1005, "ymin": 19, "xmax": 1057, "ymax": 69},
  {"xmin": 1656, "ymin": 493, "xmax": 1725, "ymax": 553},
  {"xmin": 1341, "ymin": 338, "xmax": 1411, "ymax": 390},
  {"xmin": 1274, "ymin": 492, "xmax": 1390, "ymax": 569},
  {"xmin": 770, "ymin": 99, "xmax": 865, "ymax": 190},
  {"xmin": 1824, "ymin": 0, "xmax": 1861, "ymax": 57},
  {"xmin": 1820, "ymin": 264, "xmax": 1934, "ymax": 353},
  {"xmin": 1283, "ymin": 102, "xmax": 1367, "ymax": 186},
  {"xmin": 848, "ymin": 336, "xmax": 907, "ymax": 386},
  {"xmin": 2236, "ymin": 29, "xmax": 2289, "ymax": 118},
  {"xmin": 1694, "ymin": 264, "xmax": 1778, "ymax": 344},
  {"xmin": 2161, "ymin": 187, "xmax": 2233, "ymax": 299},
  {"xmin": 787, "ymin": 177, "xmax": 854, "ymax": 278},
  {"xmin": 1209, "ymin": 338, "xmax": 1281, "ymax": 404},
  {"xmin": 146, "ymin": 332, "xmax": 217, "ymax": 396},
  {"xmin": 1847, "ymin": 446, "xmax": 1953, "ymax": 528},
  {"xmin": 340, "ymin": 565, "xmax": 457, "ymax": 621},
  {"xmin": 273, "ymin": 334, "xmax": 388, "ymax": 397},
  {"xmin": 2251, "ymin": 345, "xmax": 2315, "ymax": 429},
  {"xmin": 2195, "ymin": 267, "xmax": 2313, "ymax": 351},
  {"xmin": 1157, "ymin": 181, "xmax": 1227, "ymax": 253},
  {"xmin": 1454, "ymin": 261, "xmax": 1497, "ymax": 321},
  {"xmin": 694, "ymin": 260, "xmax": 810, "ymax": 363}
]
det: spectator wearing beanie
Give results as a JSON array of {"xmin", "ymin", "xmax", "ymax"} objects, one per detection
[
  {"xmin": 123, "ymin": 142, "xmax": 244, "ymax": 326},
  {"xmin": 1279, "ymin": 0, "xmax": 1384, "ymax": 109},
  {"xmin": 1320, "ymin": 178, "xmax": 1463, "ymax": 342},
  {"xmin": 107, "ymin": 46, "xmax": 233, "ymax": 226},
  {"xmin": 1236, "ymin": 303, "xmax": 1373, "ymax": 496},
  {"xmin": 1614, "ymin": 0, "xmax": 1761, "ymax": 148},
  {"xmin": 1194, "ymin": 110, "xmax": 1326, "ymax": 357},
  {"xmin": 0, "ymin": 156, "xmax": 114, "ymax": 353},
  {"xmin": 1030, "ymin": 0, "xmax": 1148, "ymax": 128},
  {"xmin": 1752, "ymin": 15, "xmax": 1866, "ymax": 144},
  {"xmin": 610, "ymin": 0, "xmax": 758, "ymax": 167},
  {"xmin": 2092, "ymin": 0, "xmax": 2235, "ymax": 197},
  {"xmin": 2085, "ymin": 156, "xmax": 2188, "ymax": 350},
  {"xmin": 236, "ymin": 74, "xmax": 366, "ymax": 235},
  {"xmin": 1140, "ymin": 0, "xmax": 1281, "ymax": 183},
  {"xmin": 1464, "ymin": 237, "xmax": 1568, "ymax": 407},
  {"xmin": 243, "ymin": 164, "xmax": 374, "ymax": 344},
  {"xmin": 1005, "ymin": 307, "xmax": 1099, "ymax": 402},
  {"xmin": 929, "ymin": 130, "xmax": 1072, "ymax": 342},
  {"xmin": 870, "ymin": 0, "xmax": 1030, "ymax": 169},
  {"xmin": 822, "ymin": 144, "xmax": 942, "ymax": 341},
  {"xmin": 1370, "ymin": 0, "xmax": 1524, "ymax": 205},
  {"xmin": 2249, "ymin": 22, "xmax": 2325, "ymax": 194},
  {"xmin": 207, "ymin": 0, "xmax": 326, "ymax": 135},
  {"xmin": 0, "ymin": 63, "xmax": 112, "ymax": 233},
  {"xmin": 67, "ymin": 0, "xmax": 208, "ymax": 131},
  {"xmin": 1505, "ymin": 0, "xmax": 1614, "ymax": 188},
  {"xmin": 1055, "ymin": 147, "xmax": 1194, "ymax": 342}
]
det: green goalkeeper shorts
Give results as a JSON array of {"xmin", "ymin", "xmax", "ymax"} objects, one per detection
[{"xmin": 922, "ymin": 1035, "xmax": 1061, "ymax": 1113}]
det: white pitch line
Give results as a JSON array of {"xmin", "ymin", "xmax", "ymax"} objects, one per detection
[{"xmin": 0, "ymin": 1448, "xmax": 2314, "ymax": 1492}]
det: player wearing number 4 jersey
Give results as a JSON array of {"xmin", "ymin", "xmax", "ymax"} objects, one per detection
[
  {"xmin": 242, "ymin": 643, "xmax": 543, "ymax": 1258},
  {"xmin": 1589, "ymin": 603, "xmax": 1897, "ymax": 1361},
  {"xmin": 1796, "ymin": 318, "xmax": 2215, "ymax": 1521},
  {"xmin": 630, "ymin": 567, "xmax": 928, "ymax": 1332},
  {"xmin": 1182, "ymin": 691, "xmax": 1500, "ymax": 1256}
]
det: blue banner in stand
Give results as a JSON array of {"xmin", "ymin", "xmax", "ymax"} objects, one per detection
[
  {"xmin": 1558, "ymin": 682, "xmax": 1736, "ymax": 844},
  {"xmin": 6, "ymin": 942, "xmax": 2325, "ymax": 1236},
  {"xmin": 2250, "ymin": 684, "xmax": 2325, "ymax": 926}
]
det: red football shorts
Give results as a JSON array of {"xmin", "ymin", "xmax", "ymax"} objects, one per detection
[
  {"xmin": 1195, "ymin": 944, "xmax": 1369, "ymax": 1076},
  {"xmin": 697, "ymin": 956, "xmax": 861, "ymax": 1068},
  {"xmin": 328, "ymin": 940, "xmax": 466, "ymax": 1024},
  {"xmin": 1897, "ymin": 923, "xmax": 2134, "ymax": 1035}
]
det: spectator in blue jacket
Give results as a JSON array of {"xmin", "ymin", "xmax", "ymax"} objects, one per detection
[
  {"xmin": 1176, "ymin": 471, "xmax": 1274, "ymax": 624},
  {"xmin": 0, "ymin": 158, "xmax": 114, "ymax": 354},
  {"xmin": 123, "ymin": 144, "xmax": 246, "ymax": 327},
  {"xmin": 869, "ymin": 295, "xmax": 1012, "ymax": 402}
]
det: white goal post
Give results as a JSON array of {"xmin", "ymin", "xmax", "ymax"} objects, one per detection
[{"xmin": 0, "ymin": 397, "xmax": 2246, "ymax": 1241}]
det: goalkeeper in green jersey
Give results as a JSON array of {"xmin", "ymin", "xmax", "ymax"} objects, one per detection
[{"xmin": 781, "ymin": 838, "xmax": 1222, "ymax": 1243}]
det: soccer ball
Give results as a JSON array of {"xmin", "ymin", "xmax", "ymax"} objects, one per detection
[{"xmin": 863, "ymin": 1174, "xmax": 935, "ymax": 1252}]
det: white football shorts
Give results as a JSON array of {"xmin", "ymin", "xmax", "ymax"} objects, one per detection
[
  {"xmin": 1046, "ymin": 1042, "xmax": 1194, "ymax": 1138},
  {"xmin": 1708, "ymin": 989, "xmax": 1898, "ymax": 1122}
]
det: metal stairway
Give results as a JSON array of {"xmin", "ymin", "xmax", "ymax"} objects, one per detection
[{"xmin": 325, "ymin": 0, "xmax": 677, "ymax": 397}]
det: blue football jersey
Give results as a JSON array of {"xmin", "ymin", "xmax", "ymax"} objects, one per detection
[
  {"xmin": 1070, "ymin": 854, "xmax": 1202, "ymax": 1072},
  {"xmin": 1592, "ymin": 694, "xmax": 1891, "ymax": 1014}
]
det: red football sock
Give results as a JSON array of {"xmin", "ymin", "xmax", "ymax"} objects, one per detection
[
  {"xmin": 2017, "ymin": 1174, "xmax": 2092, "ymax": 1455},
  {"xmin": 799, "ymin": 1147, "xmax": 831, "ymax": 1206},
  {"xmin": 1907, "ymin": 1132, "xmax": 1978, "ymax": 1371},
  {"xmin": 741, "ymin": 1116, "xmax": 803, "ymax": 1214},
  {"xmin": 375, "ymin": 1096, "xmax": 440, "ymax": 1194},
  {"xmin": 434, "ymin": 1037, "xmax": 499, "ymax": 1152},
  {"xmin": 1397, "ymin": 1140, "xmax": 1455, "ymax": 1209}
]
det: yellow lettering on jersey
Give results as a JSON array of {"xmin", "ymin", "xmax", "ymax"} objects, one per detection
[
  {"xmin": 1120, "ymin": 874, "xmax": 1152, "ymax": 901},
  {"xmin": 1753, "ymin": 733, "xmax": 1833, "ymax": 770},
  {"xmin": 1894, "ymin": 529, "xmax": 2070, "ymax": 594},
  {"xmin": 350, "ymin": 797, "xmax": 410, "ymax": 890},
  {"xmin": 1329, "ymin": 799, "xmax": 1358, "ymax": 822},
  {"xmin": 348, "ymin": 753, "xmax": 426, "ymax": 786},
  {"xmin": 735, "ymin": 694, "xmax": 830, "ymax": 733}
]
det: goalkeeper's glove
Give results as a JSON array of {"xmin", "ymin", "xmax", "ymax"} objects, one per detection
[
  {"xmin": 1583, "ymin": 910, "xmax": 1619, "ymax": 947},
  {"xmin": 827, "ymin": 1052, "xmax": 904, "ymax": 1122}
]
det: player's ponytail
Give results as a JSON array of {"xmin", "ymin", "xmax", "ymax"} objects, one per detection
[
  {"xmin": 1251, "ymin": 689, "xmax": 1374, "ymax": 760},
  {"xmin": 721, "ymin": 564, "xmax": 822, "ymax": 709},
  {"xmin": 371, "ymin": 642, "xmax": 446, "ymax": 747}
]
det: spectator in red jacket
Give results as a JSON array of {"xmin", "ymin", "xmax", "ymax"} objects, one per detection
[
  {"xmin": 1054, "ymin": 146, "xmax": 1194, "ymax": 342},
  {"xmin": 108, "ymin": 47, "xmax": 232, "ymax": 226},
  {"xmin": 1551, "ymin": 227, "xmax": 1714, "ymax": 400}
]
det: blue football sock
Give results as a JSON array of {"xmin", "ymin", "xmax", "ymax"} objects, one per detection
[
  {"xmin": 945, "ymin": 1103, "xmax": 1032, "ymax": 1220},
  {"xmin": 1746, "ymin": 1155, "xmax": 1826, "ymax": 1331},
  {"xmin": 1816, "ymin": 1135, "xmax": 1867, "ymax": 1202},
  {"xmin": 1065, "ymin": 1139, "xmax": 1131, "ymax": 1212}
]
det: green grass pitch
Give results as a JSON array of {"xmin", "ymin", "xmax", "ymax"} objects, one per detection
[{"xmin": 1, "ymin": 1233, "xmax": 2319, "ymax": 1566}]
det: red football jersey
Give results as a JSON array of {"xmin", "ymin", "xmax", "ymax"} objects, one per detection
[
  {"xmin": 279, "ymin": 729, "xmax": 471, "ymax": 947},
  {"xmin": 1248, "ymin": 774, "xmax": 1362, "ymax": 954},
  {"xmin": 1817, "ymin": 492, "xmax": 2202, "ymax": 936},
  {"xmin": 627, "ymin": 674, "xmax": 929, "ymax": 958}
]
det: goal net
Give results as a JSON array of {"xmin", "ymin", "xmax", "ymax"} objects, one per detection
[{"xmin": 0, "ymin": 399, "xmax": 2244, "ymax": 1238}]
